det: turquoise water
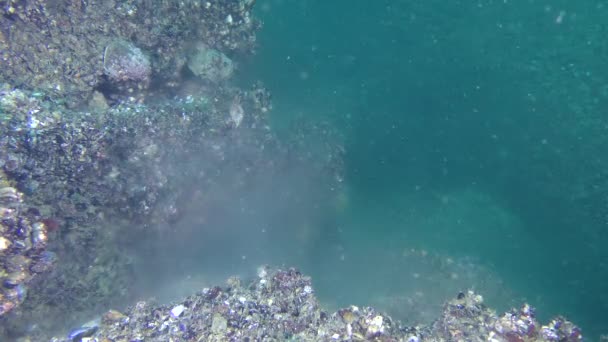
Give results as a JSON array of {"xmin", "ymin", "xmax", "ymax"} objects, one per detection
[{"xmin": 240, "ymin": 0, "xmax": 608, "ymax": 338}]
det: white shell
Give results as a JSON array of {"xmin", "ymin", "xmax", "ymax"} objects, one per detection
[{"xmin": 170, "ymin": 304, "xmax": 185, "ymax": 318}]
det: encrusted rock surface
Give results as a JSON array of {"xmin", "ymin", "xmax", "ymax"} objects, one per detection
[
  {"xmin": 0, "ymin": 78, "xmax": 343, "ymax": 339},
  {"xmin": 0, "ymin": 82, "xmax": 275, "ymax": 330},
  {"xmin": 0, "ymin": 0, "xmax": 259, "ymax": 107},
  {"xmin": 47, "ymin": 267, "xmax": 582, "ymax": 342}
]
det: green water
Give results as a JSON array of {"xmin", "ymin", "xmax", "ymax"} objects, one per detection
[{"xmin": 241, "ymin": 0, "xmax": 608, "ymax": 338}]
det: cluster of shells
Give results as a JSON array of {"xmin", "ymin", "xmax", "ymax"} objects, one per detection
[
  {"xmin": 0, "ymin": 0, "xmax": 260, "ymax": 107},
  {"xmin": 50, "ymin": 266, "xmax": 583, "ymax": 341},
  {"xmin": 0, "ymin": 175, "xmax": 53, "ymax": 316},
  {"xmin": 433, "ymin": 290, "xmax": 583, "ymax": 342}
]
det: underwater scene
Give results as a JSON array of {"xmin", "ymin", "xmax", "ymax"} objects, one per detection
[{"xmin": 0, "ymin": 0, "xmax": 606, "ymax": 341}]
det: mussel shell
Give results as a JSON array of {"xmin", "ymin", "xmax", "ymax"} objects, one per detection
[
  {"xmin": 0, "ymin": 207, "xmax": 15, "ymax": 219},
  {"xmin": 0, "ymin": 300, "xmax": 15, "ymax": 316},
  {"xmin": 31, "ymin": 221, "xmax": 47, "ymax": 249},
  {"xmin": 4, "ymin": 284, "xmax": 27, "ymax": 304},
  {"xmin": 0, "ymin": 236, "xmax": 11, "ymax": 251},
  {"xmin": 0, "ymin": 187, "xmax": 21, "ymax": 203},
  {"xmin": 4, "ymin": 255, "xmax": 30, "ymax": 273},
  {"xmin": 3, "ymin": 271, "xmax": 27, "ymax": 288}
]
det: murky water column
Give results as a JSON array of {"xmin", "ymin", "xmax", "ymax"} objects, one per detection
[{"xmin": 245, "ymin": 0, "xmax": 608, "ymax": 338}]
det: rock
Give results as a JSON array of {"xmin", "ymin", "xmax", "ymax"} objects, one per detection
[
  {"xmin": 211, "ymin": 313, "xmax": 228, "ymax": 333},
  {"xmin": 187, "ymin": 44, "xmax": 235, "ymax": 83},
  {"xmin": 103, "ymin": 40, "xmax": 152, "ymax": 84}
]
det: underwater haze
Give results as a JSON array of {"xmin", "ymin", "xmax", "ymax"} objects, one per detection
[
  {"xmin": 240, "ymin": 0, "xmax": 608, "ymax": 339},
  {"xmin": 1, "ymin": 0, "xmax": 607, "ymax": 340}
]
